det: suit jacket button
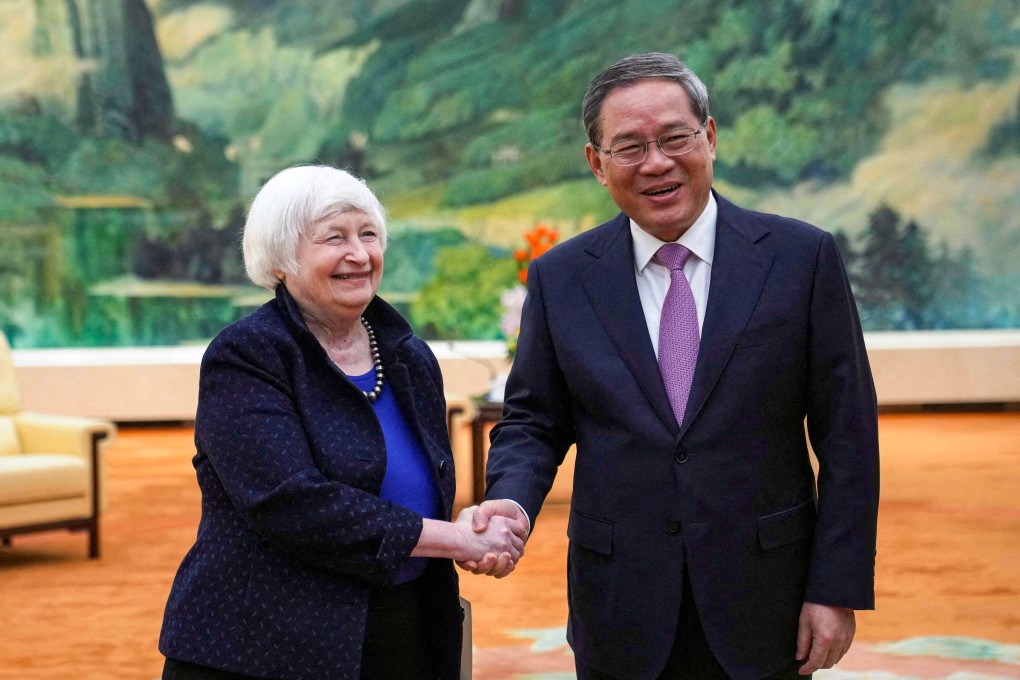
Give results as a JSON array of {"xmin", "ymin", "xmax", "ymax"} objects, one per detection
[
  {"xmin": 438, "ymin": 460, "xmax": 447, "ymax": 475},
  {"xmin": 674, "ymin": 448, "xmax": 688, "ymax": 464},
  {"xmin": 666, "ymin": 520, "xmax": 681, "ymax": 534}
]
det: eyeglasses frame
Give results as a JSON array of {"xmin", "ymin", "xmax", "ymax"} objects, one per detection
[{"xmin": 593, "ymin": 120, "xmax": 709, "ymax": 166}]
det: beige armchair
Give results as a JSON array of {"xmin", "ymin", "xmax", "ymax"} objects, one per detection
[{"xmin": 0, "ymin": 333, "xmax": 116, "ymax": 558}]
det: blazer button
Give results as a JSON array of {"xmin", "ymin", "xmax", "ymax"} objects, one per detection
[
  {"xmin": 666, "ymin": 520, "xmax": 681, "ymax": 534},
  {"xmin": 438, "ymin": 460, "xmax": 447, "ymax": 475},
  {"xmin": 674, "ymin": 447, "xmax": 688, "ymax": 464}
]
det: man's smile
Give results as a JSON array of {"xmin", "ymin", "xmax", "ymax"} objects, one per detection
[{"xmin": 642, "ymin": 183, "xmax": 680, "ymax": 197}]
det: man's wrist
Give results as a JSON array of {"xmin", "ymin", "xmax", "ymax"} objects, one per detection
[{"xmin": 500, "ymin": 498, "xmax": 531, "ymax": 533}]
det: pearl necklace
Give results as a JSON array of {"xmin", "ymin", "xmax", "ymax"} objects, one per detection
[{"xmin": 360, "ymin": 317, "xmax": 385, "ymax": 402}]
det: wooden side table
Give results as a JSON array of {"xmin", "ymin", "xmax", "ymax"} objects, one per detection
[{"xmin": 470, "ymin": 401, "xmax": 504, "ymax": 504}]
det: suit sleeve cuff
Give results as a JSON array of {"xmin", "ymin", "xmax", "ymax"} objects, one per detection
[{"xmin": 501, "ymin": 498, "xmax": 531, "ymax": 534}]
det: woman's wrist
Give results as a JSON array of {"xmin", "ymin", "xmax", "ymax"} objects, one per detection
[{"xmin": 411, "ymin": 518, "xmax": 471, "ymax": 561}]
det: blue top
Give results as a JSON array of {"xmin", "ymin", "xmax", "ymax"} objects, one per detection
[{"xmin": 350, "ymin": 368, "xmax": 439, "ymax": 583}]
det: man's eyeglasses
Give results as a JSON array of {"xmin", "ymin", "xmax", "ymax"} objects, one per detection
[{"xmin": 594, "ymin": 122, "xmax": 707, "ymax": 166}]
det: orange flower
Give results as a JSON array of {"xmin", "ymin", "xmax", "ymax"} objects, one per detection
[{"xmin": 516, "ymin": 224, "xmax": 558, "ymax": 285}]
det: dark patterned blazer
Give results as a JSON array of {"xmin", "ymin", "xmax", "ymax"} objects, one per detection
[
  {"xmin": 486, "ymin": 192, "xmax": 879, "ymax": 680},
  {"xmin": 160, "ymin": 285, "xmax": 462, "ymax": 679}
]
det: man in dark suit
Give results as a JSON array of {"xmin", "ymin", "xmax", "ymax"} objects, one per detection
[{"xmin": 463, "ymin": 52, "xmax": 880, "ymax": 679}]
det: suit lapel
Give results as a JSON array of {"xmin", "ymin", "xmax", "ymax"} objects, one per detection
[
  {"xmin": 579, "ymin": 214, "xmax": 678, "ymax": 435},
  {"xmin": 679, "ymin": 194, "xmax": 774, "ymax": 438}
]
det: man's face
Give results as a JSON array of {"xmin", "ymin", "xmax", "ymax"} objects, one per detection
[{"xmin": 585, "ymin": 79, "xmax": 717, "ymax": 242}]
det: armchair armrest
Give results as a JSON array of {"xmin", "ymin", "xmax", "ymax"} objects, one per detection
[{"xmin": 14, "ymin": 412, "xmax": 116, "ymax": 459}]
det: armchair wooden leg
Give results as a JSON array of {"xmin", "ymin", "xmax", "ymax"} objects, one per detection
[
  {"xmin": 88, "ymin": 520, "xmax": 100, "ymax": 559},
  {"xmin": 88, "ymin": 431, "xmax": 107, "ymax": 560}
]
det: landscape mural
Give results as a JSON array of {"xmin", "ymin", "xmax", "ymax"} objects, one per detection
[{"xmin": 1, "ymin": 0, "xmax": 1017, "ymax": 348}]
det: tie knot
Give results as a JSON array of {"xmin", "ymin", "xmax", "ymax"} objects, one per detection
[{"xmin": 655, "ymin": 243, "xmax": 692, "ymax": 271}]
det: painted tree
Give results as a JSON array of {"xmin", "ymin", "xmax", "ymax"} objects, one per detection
[
  {"xmin": 851, "ymin": 205, "xmax": 995, "ymax": 330},
  {"xmin": 63, "ymin": 0, "xmax": 174, "ymax": 143},
  {"xmin": 854, "ymin": 205, "xmax": 937, "ymax": 330},
  {"xmin": 855, "ymin": 205, "xmax": 904, "ymax": 328},
  {"xmin": 897, "ymin": 220, "xmax": 935, "ymax": 329},
  {"xmin": 411, "ymin": 243, "xmax": 516, "ymax": 340},
  {"xmin": 927, "ymin": 243, "xmax": 990, "ymax": 329}
]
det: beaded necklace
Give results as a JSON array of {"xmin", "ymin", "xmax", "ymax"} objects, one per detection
[{"xmin": 359, "ymin": 317, "xmax": 385, "ymax": 402}]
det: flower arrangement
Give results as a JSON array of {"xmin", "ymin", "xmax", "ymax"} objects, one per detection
[
  {"xmin": 502, "ymin": 224, "xmax": 558, "ymax": 359},
  {"xmin": 513, "ymin": 223, "xmax": 558, "ymax": 285}
]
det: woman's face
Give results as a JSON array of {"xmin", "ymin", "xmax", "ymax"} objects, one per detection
[{"xmin": 277, "ymin": 210, "xmax": 384, "ymax": 326}]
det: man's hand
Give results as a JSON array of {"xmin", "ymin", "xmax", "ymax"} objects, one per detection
[
  {"xmin": 796, "ymin": 602, "xmax": 856, "ymax": 675},
  {"xmin": 455, "ymin": 500, "xmax": 530, "ymax": 578}
]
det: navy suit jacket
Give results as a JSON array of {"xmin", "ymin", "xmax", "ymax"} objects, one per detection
[
  {"xmin": 487, "ymin": 193, "xmax": 879, "ymax": 680},
  {"xmin": 160, "ymin": 285, "xmax": 462, "ymax": 679}
]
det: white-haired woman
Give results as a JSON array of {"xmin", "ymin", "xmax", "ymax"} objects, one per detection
[{"xmin": 159, "ymin": 166, "xmax": 525, "ymax": 680}]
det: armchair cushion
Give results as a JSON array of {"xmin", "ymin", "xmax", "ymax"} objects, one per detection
[
  {"xmin": 0, "ymin": 416, "xmax": 19, "ymax": 455},
  {"xmin": 0, "ymin": 454, "xmax": 88, "ymax": 505}
]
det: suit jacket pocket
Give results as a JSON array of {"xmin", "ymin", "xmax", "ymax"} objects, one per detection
[
  {"xmin": 757, "ymin": 499, "xmax": 816, "ymax": 551},
  {"xmin": 567, "ymin": 510, "xmax": 614, "ymax": 556},
  {"xmin": 734, "ymin": 313, "xmax": 803, "ymax": 351}
]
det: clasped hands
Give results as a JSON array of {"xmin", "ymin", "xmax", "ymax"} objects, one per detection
[{"xmin": 454, "ymin": 500, "xmax": 530, "ymax": 578}]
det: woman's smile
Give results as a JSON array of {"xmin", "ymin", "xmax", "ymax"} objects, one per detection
[{"xmin": 332, "ymin": 271, "xmax": 372, "ymax": 281}]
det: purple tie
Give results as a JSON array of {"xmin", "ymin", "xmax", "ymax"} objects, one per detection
[{"xmin": 655, "ymin": 243, "xmax": 700, "ymax": 425}]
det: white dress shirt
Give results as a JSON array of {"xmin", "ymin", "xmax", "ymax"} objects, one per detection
[{"xmin": 630, "ymin": 192, "xmax": 717, "ymax": 357}]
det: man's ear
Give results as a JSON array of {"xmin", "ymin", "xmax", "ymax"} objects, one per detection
[
  {"xmin": 585, "ymin": 144, "xmax": 608, "ymax": 187},
  {"xmin": 705, "ymin": 116, "xmax": 717, "ymax": 160}
]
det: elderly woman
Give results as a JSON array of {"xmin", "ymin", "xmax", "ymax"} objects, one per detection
[{"xmin": 159, "ymin": 165, "xmax": 525, "ymax": 680}]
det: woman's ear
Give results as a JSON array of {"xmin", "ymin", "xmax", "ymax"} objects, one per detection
[{"xmin": 272, "ymin": 269, "xmax": 286, "ymax": 283}]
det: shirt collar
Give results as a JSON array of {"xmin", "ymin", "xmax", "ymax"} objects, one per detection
[{"xmin": 632, "ymin": 192, "xmax": 717, "ymax": 274}]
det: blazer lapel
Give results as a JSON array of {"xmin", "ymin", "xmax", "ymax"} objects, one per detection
[
  {"xmin": 680, "ymin": 194, "xmax": 774, "ymax": 438},
  {"xmin": 579, "ymin": 214, "xmax": 678, "ymax": 435}
]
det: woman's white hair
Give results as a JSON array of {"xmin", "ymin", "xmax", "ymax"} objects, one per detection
[{"xmin": 242, "ymin": 165, "xmax": 388, "ymax": 290}]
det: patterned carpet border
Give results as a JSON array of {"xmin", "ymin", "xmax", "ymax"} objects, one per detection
[{"xmin": 471, "ymin": 630, "xmax": 1020, "ymax": 679}]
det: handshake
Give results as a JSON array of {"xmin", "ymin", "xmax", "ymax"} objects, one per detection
[{"xmin": 453, "ymin": 500, "xmax": 530, "ymax": 578}]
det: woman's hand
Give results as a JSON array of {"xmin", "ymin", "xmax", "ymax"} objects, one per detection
[
  {"xmin": 453, "ymin": 508, "xmax": 526, "ymax": 569},
  {"xmin": 411, "ymin": 510, "xmax": 526, "ymax": 578},
  {"xmin": 454, "ymin": 501, "xmax": 531, "ymax": 577}
]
